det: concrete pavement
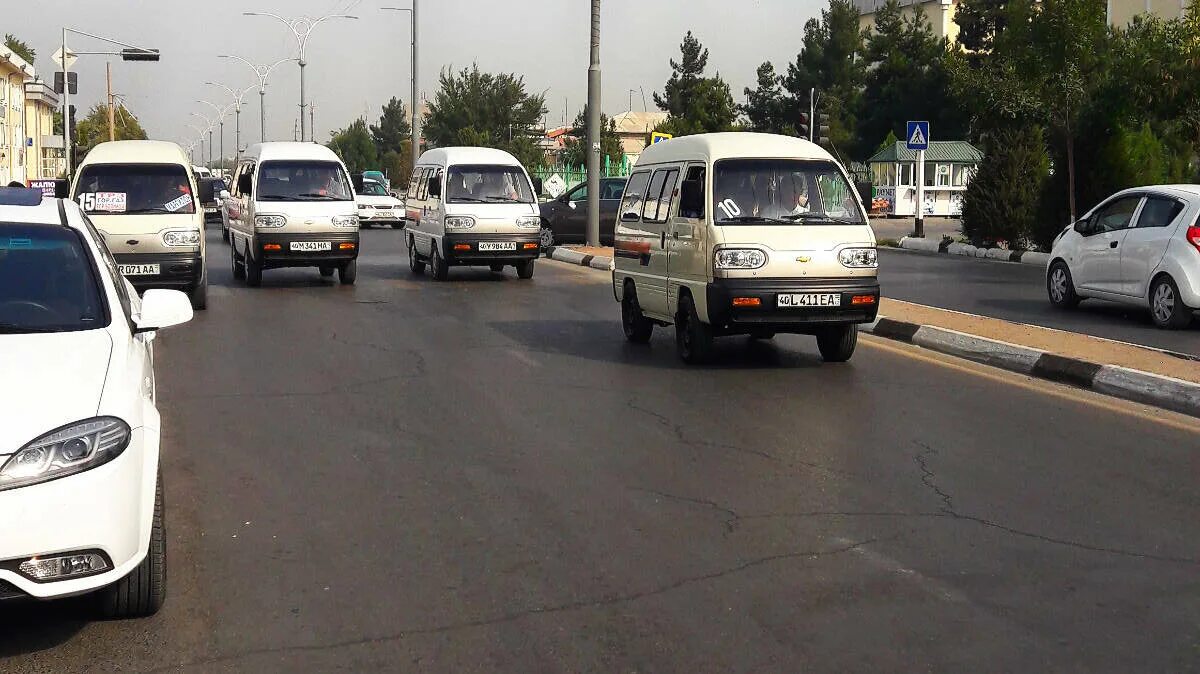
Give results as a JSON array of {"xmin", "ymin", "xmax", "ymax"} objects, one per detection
[{"xmin": 1, "ymin": 229, "xmax": 1197, "ymax": 672}]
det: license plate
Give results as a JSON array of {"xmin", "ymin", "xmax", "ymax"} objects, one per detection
[
  {"xmin": 478, "ymin": 241, "xmax": 517, "ymax": 252},
  {"xmin": 290, "ymin": 241, "xmax": 332, "ymax": 252},
  {"xmin": 777, "ymin": 293, "xmax": 841, "ymax": 308},
  {"xmin": 376, "ymin": 211, "xmax": 392, "ymax": 218},
  {"xmin": 119, "ymin": 264, "xmax": 160, "ymax": 276},
  {"xmin": 204, "ymin": 207, "xmax": 218, "ymax": 214}
]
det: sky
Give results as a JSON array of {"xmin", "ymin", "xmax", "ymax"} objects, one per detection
[{"xmin": 15, "ymin": 0, "xmax": 824, "ymax": 157}]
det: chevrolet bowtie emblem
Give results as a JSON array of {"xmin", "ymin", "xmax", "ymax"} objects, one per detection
[{"xmin": 796, "ymin": 256, "xmax": 811, "ymax": 263}]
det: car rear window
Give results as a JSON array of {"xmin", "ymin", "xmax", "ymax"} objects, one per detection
[{"xmin": 0, "ymin": 222, "xmax": 108, "ymax": 333}]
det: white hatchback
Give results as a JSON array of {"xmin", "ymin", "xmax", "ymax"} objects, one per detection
[
  {"xmin": 1047, "ymin": 185, "xmax": 1200, "ymax": 329},
  {"xmin": 0, "ymin": 186, "xmax": 192, "ymax": 617}
]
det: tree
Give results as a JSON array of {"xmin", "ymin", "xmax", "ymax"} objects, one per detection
[
  {"xmin": 653, "ymin": 32, "xmax": 738, "ymax": 135},
  {"xmin": 369, "ymin": 97, "xmax": 411, "ymax": 157},
  {"xmin": 781, "ymin": 0, "xmax": 864, "ymax": 152},
  {"xmin": 954, "ymin": 0, "xmax": 1013, "ymax": 54},
  {"xmin": 961, "ymin": 126, "xmax": 1050, "ymax": 248},
  {"xmin": 4, "ymin": 34, "xmax": 35, "ymax": 64},
  {"xmin": 424, "ymin": 64, "xmax": 548, "ymax": 169},
  {"xmin": 559, "ymin": 107, "xmax": 623, "ymax": 168},
  {"xmin": 327, "ymin": 119, "xmax": 378, "ymax": 175},
  {"xmin": 742, "ymin": 62, "xmax": 793, "ymax": 135},
  {"xmin": 74, "ymin": 104, "xmax": 147, "ymax": 154}
]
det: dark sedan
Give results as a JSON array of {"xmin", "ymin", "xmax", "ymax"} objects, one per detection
[{"xmin": 538, "ymin": 177, "xmax": 626, "ymax": 248}]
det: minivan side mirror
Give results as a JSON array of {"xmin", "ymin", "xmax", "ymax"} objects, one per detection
[
  {"xmin": 351, "ymin": 174, "xmax": 365, "ymax": 193},
  {"xmin": 237, "ymin": 172, "xmax": 252, "ymax": 196},
  {"xmin": 134, "ymin": 289, "xmax": 193, "ymax": 334},
  {"xmin": 197, "ymin": 178, "xmax": 215, "ymax": 204},
  {"xmin": 428, "ymin": 175, "xmax": 442, "ymax": 199},
  {"xmin": 531, "ymin": 176, "xmax": 543, "ymax": 195},
  {"xmin": 679, "ymin": 179, "xmax": 705, "ymax": 219},
  {"xmin": 53, "ymin": 179, "xmax": 71, "ymax": 199}
]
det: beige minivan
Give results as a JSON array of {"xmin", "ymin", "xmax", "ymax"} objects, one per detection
[{"xmin": 613, "ymin": 132, "xmax": 879, "ymax": 363}]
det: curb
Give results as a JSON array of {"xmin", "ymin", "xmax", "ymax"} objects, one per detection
[
  {"xmin": 864, "ymin": 317, "xmax": 1200, "ymax": 419},
  {"xmin": 543, "ymin": 246, "xmax": 613, "ymax": 270},
  {"xmin": 897, "ymin": 237, "xmax": 1051, "ymax": 268}
]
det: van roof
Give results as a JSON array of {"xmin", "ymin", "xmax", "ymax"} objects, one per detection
[
  {"xmin": 244, "ymin": 142, "xmax": 345, "ymax": 163},
  {"xmin": 633, "ymin": 132, "xmax": 837, "ymax": 167},
  {"xmin": 416, "ymin": 146, "xmax": 524, "ymax": 168},
  {"xmin": 79, "ymin": 140, "xmax": 189, "ymax": 166}
]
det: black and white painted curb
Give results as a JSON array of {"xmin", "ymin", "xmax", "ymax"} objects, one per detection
[
  {"xmin": 865, "ymin": 317, "xmax": 1200, "ymax": 419},
  {"xmin": 897, "ymin": 236, "xmax": 1052, "ymax": 267},
  {"xmin": 543, "ymin": 246, "xmax": 613, "ymax": 270}
]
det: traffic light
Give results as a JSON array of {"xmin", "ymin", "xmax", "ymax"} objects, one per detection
[
  {"xmin": 54, "ymin": 71, "xmax": 78, "ymax": 95},
  {"xmin": 120, "ymin": 48, "xmax": 160, "ymax": 62},
  {"xmin": 814, "ymin": 109, "xmax": 831, "ymax": 146},
  {"xmin": 68, "ymin": 105, "xmax": 77, "ymax": 136},
  {"xmin": 798, "ymin": 113, "xmax": 810, "ymax": 141}
]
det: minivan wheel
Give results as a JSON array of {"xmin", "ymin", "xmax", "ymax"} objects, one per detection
[
  {"xmin": 244, "ymin": 247, "xmax": 263, "ymax": 287},
  {"xmin": 408, "ymin": 237, "xmax": 425, "ymax": 275},
  {"xmin": 676, "ymin": 294, "xmax": 714, "ymax": 364},
  {"xmin": 189, "ymin": 274, "xmax": 208, "ymax": 311},
  {"xmin": 1150, "ymin": 275, "xmax": 1194, "ymax": 329},
  {"xmin": 1048, "ymin": 261, "xmax": 1080, "ymax": 309},
  {"xmin": 100, "ymin": 473, "xmax": 166, "ymax": 618},
  {"xmin": 391, "ymin": 222, "xmax": 403, "ymax": 229},
  {"xmin": 516, "ymin": 259, "xmax": 535, "ymax": 279},
  {"xmin": 430, "ymin": 244, "xmax": 449, "ymax": 281},
  {"xmin": 222, "ymin": 225, "xmax": 229, "ymax": 243},
  {"xmin": 622, "ymin": 285, "xmax": 653, "ymax": 344},
  {"xmin": 338, "ymin": 260, "xmax": 358, "ymax": 286},
  {"xmin": 231, "ymin": 241, "xmax": 245, "ymax": 280},
  {"xmin": 539, "ymin": 226, "xmax": 555, "ymax": 250},
  {"xmin": 817, "ymin": 324, "xmax": 858, "ymax": 362}
]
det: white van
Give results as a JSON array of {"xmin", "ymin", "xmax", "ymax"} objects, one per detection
[
  {"xmin": 613, "ymin": 132, "xmax": 879, "ymax": 363},
  {"xmin": 225, "ymin": 142, "xmax": 360, "ymax": 286},
  {"xmin": 73, "ymin": 140, "xmax": 213, "ymax": 310},
  {"xmin": 403, "ymin": 147, "xmax": 541, "ymax": 280}
]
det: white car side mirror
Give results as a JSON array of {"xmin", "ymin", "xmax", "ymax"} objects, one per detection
[
  {"xmin": 568, "ymin": 201, "xmax": 577, "ymax": 210},
  {"xmin": 219, "ymin": 189, "xmax": 231, "ymax": 200},
  {"xmin": 134, "ymin": 289, "xmax": 194, "ymax": 334}
]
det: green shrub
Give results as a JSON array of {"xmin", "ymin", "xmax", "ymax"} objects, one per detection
[{"xmin": 961, "ymin": 127, "xmax": 1050, "ymax": 250}]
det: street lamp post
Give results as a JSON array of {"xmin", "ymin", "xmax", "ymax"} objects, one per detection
[
  {"xmin": 206, "ymin": 82, "xmax": 258, "ymax": 165},
  {"xmin": 218, "ymin": 55, "xmax": 295, "ymax": 142},
  {"xmin": 198, "ymin": 99, "xmax": 234, "ymax": 173},
  {"xmin": 586, "ymin": 0, "xmax": 602, "ymax": 247},
  {"xmin": 190, "ymin": 112, "xmax": 215, "ymax": 168},
  {"xmin": 243, "ymin": 11, "xmax": 358, "ymax": 142},
  {"xmin": 383, "ymin": 3, "xmax": 419, "ymax": 170},
  {"xmin": 186, "ymin": 124, "xmax": 206, "ymax": 167}
]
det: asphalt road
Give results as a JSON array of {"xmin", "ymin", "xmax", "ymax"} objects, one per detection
[
  {"xmin": 879, "ymin": 248, "xmax": 1200, "ymax": 356},
  {"xmin": 2, "ymin": 229, "xmax": 1198, "ymax": 672}
]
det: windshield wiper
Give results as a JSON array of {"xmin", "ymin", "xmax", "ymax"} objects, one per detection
[
  {"xmin": 716, "ymin": 216, "xmax": 790, "ymax": 224},
  {"xmin": 296, "ymin": 193, "xmax": 339, "ymax": 200},
  {"xmin": 123, "ymin": 207, "xmax": 175, "ymax": 214},
  {"xmin": 779, "ymin": 213, "xmax": 862, "ymax": 225},
  {"xmin": 483, "ymin": 196, "xmax": 523, "ymax": 202},
  {"xmin": 0, "ymin": 323, "xmax": 64, "ymax": 334},
  {"xmin": 256, "ymin": 194, "xmax": 290, "ymax": 200},
  {"xmin": 450, "ymin": 196, "xmax": 487, "ymax": 202}
]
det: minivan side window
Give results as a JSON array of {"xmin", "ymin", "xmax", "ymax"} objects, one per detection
[
  {"xmin": 417, "ymin": 168, "xmax": 432, "ymax": 200},
  {"xmin": 407, "ymin": 169, "xmax": 422, "ymax": 200},
  {"xmin": 621, "ymin": 171, "xmax": 651, "ymax": 222},
  {"xmin": 681, "ymin": 165, "xmax": 706, "ymax": 219},
  {"xmin": 644, "ymin": 169, "xmax": 679, "ymax": 224}
]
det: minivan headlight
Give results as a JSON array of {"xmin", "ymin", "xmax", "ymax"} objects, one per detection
[
  {"xmin": 161, "ymin": 229, "xmax": 201, "ymax": 247},
  {"xmin": 255, "ymin": 215, "xmax": 286, "ymax": 229},
  {"xmin": 332, "ymin": 215, "xmax": 359, "ymax": 228},
  {"xmin": 516, "ymin": 216, "xmax": 540, "ymax": 229},
  {"xmin": 838, "ymin": 247, "xmax": 878, "ymax": 268},
  {"xmin": 0, "ymin": 418, "xmax": 131, "ymax": 492},
  {"xmin": 715, "ymin": 248, "xmax": 767, "ymax": 270},
  {"xmin": 445, "ymin": 216, "xmax": 476, "ymax": 230}
]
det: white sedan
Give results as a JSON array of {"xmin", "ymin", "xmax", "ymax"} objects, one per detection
[
  {"xmin": 1047, "ymin": 185, "xmax": 1200, "ymax": 329},
  {"xmin": 355, "ymin": 179, "xmax": 405, "ymax": 229},
  {"xmin": 0, "ymin": 186, "xmax": 192, "ymax": 617}
]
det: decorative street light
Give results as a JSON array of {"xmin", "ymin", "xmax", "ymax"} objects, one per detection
[
  {"xmin": 186, "ymin": 123, "xmax": 207, "ymax": 168},
  {"xmin": 197, "ymin": 99, "xmax": 235, "ymax": 173},
  {"xmin": 242, "ymin": 11, "xmax": 358, "ymax": 142},
  {"xmin": 190, "ymin": 112, "xmax": 215, "ymax": 168},
  {"xmin": 217, "ymin": 55, "xmax": 296, "ymax": 142},
  {"xmin": 206, "ymin": 82, "xmax": 258, "ymax": 164}
]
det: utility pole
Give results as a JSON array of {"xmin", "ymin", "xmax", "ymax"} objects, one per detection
[
  {"xmin": 63, "ymin": 27, "xmax": 71, "ymax": 175},
  {"xmin": 809, "ymin": 88, "xmax": 816, "ymax": 143},
  {"xmin": 106, "ymin": 63, "xmax": 115, "ymax": 142},
  {"xmin": 585, "ymin": 0, "xmax": 602, "ymax": 248},
  {"xmin": 310, "ymin": 103, "xmax": 315, "ymax": 143},
  {"xmin": 412, "ymin": 0, "xmax": 421, "ymax": 170}
]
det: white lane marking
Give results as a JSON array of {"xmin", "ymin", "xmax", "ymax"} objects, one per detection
[
  {"xmin": 509, "ymin": 349, "xmax": 540, "ymax": 367},
  {"xmin": 834, "ymin": 536, "xmax": 967, "ymax": 604}
]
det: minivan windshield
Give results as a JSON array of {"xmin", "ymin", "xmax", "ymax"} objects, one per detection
[
  {"xmin": 75, "ymin": 163, "xmax": 196, "ymax": 215},
  {"xmin": 446, "ymin": 165, "xmax": 535, "ymax": 204},
  {"xmin": 0, "ymin": 223, "xmax": 107, "ymax": 333},
  {"xmin": 257, "ymin": 160, "xmax": 354, "ymax": 201},
  {"xmin": 712, "ymin": 159, "xmax": 864, "ymax": 225}
]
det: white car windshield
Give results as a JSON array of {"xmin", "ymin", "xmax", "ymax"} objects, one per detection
[
  {"xmin": 0, "ymin": 223, "xmax": 107, "ymax": 333},
  {"xmin": 359, "ymin": 181, "xmax": 389, "ymax": 197},
  {"xmin": 712, "ymin": 159, "xmax": 865, "ymax": 225}
]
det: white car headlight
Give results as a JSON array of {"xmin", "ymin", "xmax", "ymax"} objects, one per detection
[
  {"xmin": 838, "ymin": 247, "xmax": 878, "ymax": 268},
  {"xmin": 445, "ymin": 216, "xmax": 476, "ymax": 230},
  {"xmin": 255, "ymin": 215, "xmax": 286, "ymax": 229},
  {"xmin": 0, "ymin": 417, "xmax": 131, "ymax": 492},
  {"xmin": 357, "ymin": 203, "xmax": 370, "ymax": 210},
  {"xmin": 516, "ymin": 216, "xmax": 541, "ymax": 229},
  {"xmin": 161, "ymin": 229, "xmax": 201, "ymax": 247},
  {"xmin": 332, "ymin": 215, "xmax": 359, "ymax": 228},
  {"xmin": 715, "ymin": 248, "xmax": 767, "ymax": 270}
]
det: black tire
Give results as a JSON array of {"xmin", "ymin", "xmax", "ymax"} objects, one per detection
[
  {"xmin": 244, "ymin": 245, "xmax": 263, "ymax": 287},
  {"xmin": 408, "ymin": 237, "xmax": 425, "ymax": 275},
  {"xmin": 391, "ymin": 222, "xmax": 403, "ymax": 229},
  {"xmin": 338, "ymin": 259, "xmax": 357, "ymax": 286},
  {"xmin": 189, "ymin": 274, "xmax": 208, "ymax": 311},
  {"xmin": 319, "ymin": 266, "xmax": 334, "ymax": 277},
  {"xmin": 817, "ymin": 324, "xmax": 858, "ymax": 362},
  {"xmin": 675, "ymin": 294, "xmax": 715, "ymax": 364},
  {"xmin": 516, "ymin": 259, "xmax": 536, "ymax": 279},
  {"xmin": 489, "ymin": 263, "xmax": 505, "ymax": 273},
  {"xmin": 100, "ymin": 474, "xmax": 166, "ymax": 618},
  {"xmin": 1150, "ymin": 275, "xmax": 1194, "ymax": 329},
  {"xmin": 430, "ymin": 243, "xmax": 449, "ymax": 282},
  {"xmin": 749, "ymin": 330, "xmax": 776, "ymax": 340},
  {"xmin": 539, "ymin": 226, "xmax": 555, "ymax": 250},
  {"xmin": 622, "ymin": 284, "xmax": 653, "ymax": 344},
  {"xmin": 222, "ymin": 225, "xmax": 229, "ymax": 243},
  {"xmin": 1047, "ymin": 261, "xmax": 1080, "ymax": 309},
  {"xmin": 231, "ymin": 241, "xmax": 245, "ymax": 280}
]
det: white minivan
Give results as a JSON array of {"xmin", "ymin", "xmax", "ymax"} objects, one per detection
[
  {"xmin": 613, "ymin": 133, "xmax": 880, "ymax": 363},
  {"xmin": 226, "ymin": 142, "xmax": 360, "ymax": 286},
  {"xmin": 403, "ymin": 147, "xmax": 542, "ymax": 280},
  {"xmin": 73, "ymin": 140, "xmax": 213, "ymax": 310}
]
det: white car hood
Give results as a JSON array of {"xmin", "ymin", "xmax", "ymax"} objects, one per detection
[
  {"xmin": 0, "ymin": 331, "xmax": 113, "ymax": 454},
  {"xmin": 357, "ymin": 195, "xmax": 403, "ymax": 208}
]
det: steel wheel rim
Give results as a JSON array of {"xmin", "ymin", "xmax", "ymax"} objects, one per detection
[
  {"xmin": 1153, "ymin": 283, "xmax": 1174, "ymax": 322},
  {"xmin": 540, "ymin": 228, "xmax": 553, "ymax": 248}
]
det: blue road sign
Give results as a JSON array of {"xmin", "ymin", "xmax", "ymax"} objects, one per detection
[{"xmin": 906, "ymin": 121, "xmax": 929, "ymax": 151}]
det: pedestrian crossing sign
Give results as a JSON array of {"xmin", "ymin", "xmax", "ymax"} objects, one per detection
[{"xmin": 906, "ymin": 121, "xmax": 929, "ymax": 150}]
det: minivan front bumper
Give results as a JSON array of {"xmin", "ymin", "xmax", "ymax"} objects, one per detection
[
  {"xmin": 442, "ymin": 233, "xmax": 540, "ymax": 265},
  {"xmin": 257, "ymin": 232, "xmax": 360, "ymax": 269},
  {"xmin": 705, "ymin": 277, "xmax": 880, "ymax": 334},
  {"xmin": 114, "ymin": 252, "xmax": 203, "ymax": 291}
]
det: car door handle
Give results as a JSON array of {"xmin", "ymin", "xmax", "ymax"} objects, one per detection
[{"xmin": 1110, "ymin": 241, "xmax": 1119, "ymax": 248}]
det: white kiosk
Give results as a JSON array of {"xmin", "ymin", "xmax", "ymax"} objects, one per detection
[{"xmin": 869, "ymin": 141, "xmax": 981, "ymax": 217}]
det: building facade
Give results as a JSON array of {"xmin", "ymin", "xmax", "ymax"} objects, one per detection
[
  {"xmin": 855, "ymin": 0, "xmax": 960, "ymax": 41},
  {"xmin": 24, "ymin": 81, "xmax": 62, "ymax": 179},
  {"xmin": 1107, "ymin": 0, "xmax": 1192, "ymax": 25},
  {"xmin": 1, "ymin": 49, "xmax": 32, "ymax": 184}
]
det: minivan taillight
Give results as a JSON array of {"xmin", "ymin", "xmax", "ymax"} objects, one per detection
[{"xmin": 1188, "ymin": 225, "xmax": 1200, "ymax": 253}]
